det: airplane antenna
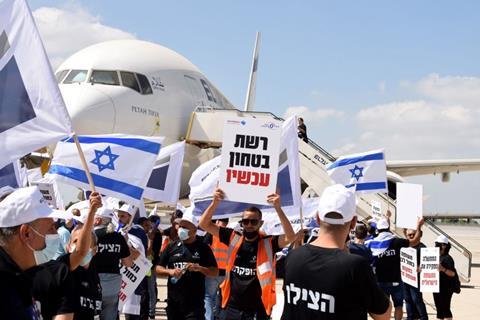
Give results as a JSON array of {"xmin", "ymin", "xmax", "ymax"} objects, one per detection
[{"xmin": 243, "ymin": 32, "xmax": 261, "ymax": 112}]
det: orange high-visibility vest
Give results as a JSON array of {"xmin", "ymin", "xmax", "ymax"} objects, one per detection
[
  {"xmin": 160, "ymin": 237, "xmax": 170, "ymax": 253},
  {"xmin": 220, "ymin": 232, "xmax": 276, "ymax": 315},
  {"xmin": 210, "ymin": 236, "xmax": 229, "ymax": 270}
]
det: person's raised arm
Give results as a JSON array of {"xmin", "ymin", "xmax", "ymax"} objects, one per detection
[
  {"xmin": 409, "ymin": 218, "xmax": 425, "ymax": 247},
  {"xmin": 69, "ymin": 193, "xmax": 102, "ymax": 270},
  {"xmin": 267, "ymin": 193, "xmax": 295, "ymax": 248},
  {"xmin": 198, "ymin": 188, "xmax": 224, "ymax": 237}
]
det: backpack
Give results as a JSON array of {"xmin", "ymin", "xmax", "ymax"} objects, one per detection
[{"xmin": 452, "ymin": 269, "xmax": 461, "ymax": 294}]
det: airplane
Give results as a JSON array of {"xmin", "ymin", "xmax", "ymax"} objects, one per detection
[{"xmin": 53, "ymin": 39, "xmax": 480, "ymax": 209}]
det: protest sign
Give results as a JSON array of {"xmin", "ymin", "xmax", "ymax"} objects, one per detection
[
  {"xmin": 397, "ymin": 183, "xmax": 423, "ymax": 229},
  {"xmin": 371, "ymin": 200, "xmax": 382, "ymax": 221},
  {"xmin": 219, "ymin": 118, "xmax": 281, "ymax": 205},
  {"xmin": 400, "ymin": 247, "xmax": 418, "ymax": 287},
  {"xmin": 420, "ymin": 247, "xmax": 440, "ymax": 293},
  {"xmin": 30, "ymin": 177, "xmax": 64, "ymax": 210},
  {"xmin": 118, "ymin": 254, "xmax": 152, "ymax": 311}
]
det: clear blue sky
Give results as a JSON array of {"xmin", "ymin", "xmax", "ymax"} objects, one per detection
[{"xmin": 28, "ymin": 0, "xmax": 480, "ymax": 213}]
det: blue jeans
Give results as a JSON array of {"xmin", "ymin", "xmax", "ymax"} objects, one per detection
[
  {"xmin": 147, "ymin": 272, "xmax": 157, "ymax": 317},
  {"xmin": 99, "ymin": 273, "xmax": 122, "ymax": 320},
  {"xmin": 205, "ymin": 275, "xmax": 224, "ymax": 320},
  {"xmin": 404, "ymin": 283, "xmax": 428, "ymax": 320}
]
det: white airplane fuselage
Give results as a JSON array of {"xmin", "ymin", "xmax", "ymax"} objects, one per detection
[{"xmin": 56, "ymin": 40, "xmax": 233, "ymax": 195}]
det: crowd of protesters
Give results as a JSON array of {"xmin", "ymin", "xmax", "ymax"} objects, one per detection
[{"xmin": 0, "ymin": 182, "xmax": 460, "ymax": 320}]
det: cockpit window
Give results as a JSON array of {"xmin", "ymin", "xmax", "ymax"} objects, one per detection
[
  {"xmin": 120, "ymin": 71, "xmax": 140, "ymax": 93},
  {"xmin": 55, "ymin": 70, "xmax": 69, "ymax": 83},
  {"xmin": 136, "ymin": 74, "xmax": 153, "ymax": 95},
  {"xmin": 63, "ymin": 70, "xmax": 88, "ymax": 84},
  {"xmin": 90, "ymin": 70, "xmax": 120, "ymax": 86}
]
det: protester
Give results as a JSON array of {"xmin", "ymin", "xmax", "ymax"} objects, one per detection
[
  {"xmin": 203, "ymin": 218, "xmax": 229, "ymax": 320},
  {"xmin": 366, "ymin": 220, "xmax": 377, "ymax": 241},
  {"xmin": 433, "ymin": 235, "xmax": 457, "ymax": 320},
  {"xmin": 93, "ymin": 204, "xmax": 137, "ymax": 320},
  {"xmin": 161, "ymin": 209, "xmax": 183, "ymax": 252},
  {"xmin": 366, "ymin": 216, "xmax": 424, "ymax": 320},
  {"xmin": 0, "ymin": 186, "xmax": 71, "ymax": 319},
  {"xmin": 282, "ymin": 184, "xmax": 391, "ymax": 319},
  {"xmin": 156, "ymin": 214, "xmax": 218, "ymax": 319},
  {"xmin": 403, "ymin": 229, "xmax": 428, "ymax": 320},
  {"xmin": 147, "ymin": 215, "xmax": 163, "ymax": 319},
  {"xmin": 64, "ymin": 227, "xmax": 103, "ymax": 320},
  {"xmin": 54, "ymin": 218, "xmax": 73, "ymax": 259},
  {"xmin": 199, "ymin": 188, "xmax": 296, "ymax": 320},
  {"xmin": 348, "ymin": 222, "xmax": 373, "ymax": 263},
  {"xmin": 297, "ymin": 117, "xmax": 308, "ymax": 143}
]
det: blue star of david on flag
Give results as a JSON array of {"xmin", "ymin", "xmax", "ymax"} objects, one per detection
[
  {"xmin": 90, "ymin": 146, "xmax": 119, "ymax": 172},
  {"xmin": 349, "ymin": 165, "xmax": 364, "ymax": 181}
]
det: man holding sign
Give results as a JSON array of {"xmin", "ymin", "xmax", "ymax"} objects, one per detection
[{"xmin": 199, "ymin": 188, "xmax": 295, "ymax": 320}]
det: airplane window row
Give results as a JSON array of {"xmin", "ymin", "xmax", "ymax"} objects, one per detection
[{"xmin": 55, "ymin": 69, "xmax": 153, "ymax": 95}]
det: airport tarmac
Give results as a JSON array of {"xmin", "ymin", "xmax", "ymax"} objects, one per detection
[{"xmin": 131, "ymin": 224, "xmax": 480, "ymax": 320}]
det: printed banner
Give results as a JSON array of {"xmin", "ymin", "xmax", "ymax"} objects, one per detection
[
  {"xmin": 30, "ymin": 177, "xmax": 64, "ymax": 210},
  {"xmin": 420, "ymin": 247, "xmax": 440, "ymax": 293},
  {"xmin": 400, "ymin": 247, "xmax": 418, "ymax": 288},
  {"xmin": 371, "ymin": 200, "xmax": 382, "ymax": 221},
  {"xmin": 118, "ymin": 254, "xmax": 152, "ymax": 311},
  {"xmin": 219, "ymin": 117, "xmax": 281, "ymax": 205}
]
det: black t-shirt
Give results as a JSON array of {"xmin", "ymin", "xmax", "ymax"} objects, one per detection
[
  {"xmin": 282, "ymin": 245, "xmax": 389, "ymax": 320},
  {"xmin": 151, "ymin": 230, "xmax": 163, "ymax": 266},
  {"xmin": 0, "ymin": 248, "xmax": 42, "ymax": 320},
  {"xmin": 219, "ymin": 227, "xmax": 281, "ymax": 312},
  {"xmin": 93, "ymin": 228, "xmax": 130, "ymax": 274},
  {"xmin": 29, "ymin": 254, "xmax": 76, "ymax": 319},
  {"xmin": 158, "ymin": 237, "xmax": 217, "ymax": 308},
  {"xmin": 374, "ymin": 236, "xmax": 410, "ymax": 282},
  {"xmin": 439, "ymin": 254, "xmax": 455, "ymax": 291}
]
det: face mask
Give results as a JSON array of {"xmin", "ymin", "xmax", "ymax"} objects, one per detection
[
  {"xmin": 29, "ymin": 227, "xmax": 60, "ymax": 265},
  {"xmin": 243, "ymin": 229, "xmax": 259, "ymax": 239},
  {"xmin": 69, "ymin": 244, "xmax": 93, "ymax": 267},
  {"xmin": 178, "ymin": 227, "xmax": 190, "ymax": 241}
]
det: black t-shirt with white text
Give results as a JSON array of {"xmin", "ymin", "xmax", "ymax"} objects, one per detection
[
  {"xmin": 93, "ymin": 228, "xmax": 131, "ymax": 274},
  {"xmin": 374, "ymin": 236, "xmax": 410, "ymax": 283},
  {"xmin": 282, "ymin": 245, "xmax": 389, "ymax": 320},
  {"xmin": 158, "ymin": 237, "xmax": 217, "ymax": 309},
  {"xmin": 219, "ymin": 227, "xmax": 281, "ymax": 312}
]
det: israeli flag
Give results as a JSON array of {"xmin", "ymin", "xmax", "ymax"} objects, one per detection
[
  {"xmin": 0, "ymin": 160, "xmax": 27, "ymax": 188},
  {"xmin": 0, "ymin": 0, "xmax": 73, "ymax": 169},
  {"xmin": 189, "ymin": 117, "xmax": 302, "ymax": 218},
  {"xmin": 326, "ymin": 149, "xmax": 387, "ymax": 194},
  {"xmin": 47, "ymin": 134, "xmax": 164, "ymax": 206},
  {"xmin": 143, "ymin": 141, "xmax": 185, "ymax": 204}
]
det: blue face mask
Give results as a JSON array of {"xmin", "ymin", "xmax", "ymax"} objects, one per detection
[
  {"xmin": 178, "ymin": 227, "xmax": 190, "ymax": 241},
  {"xmin": 80, "ymin": 249, "xmax": 93, "ymax": 267},
  {"xmin": 29, "ymin": 227, "xmax": 60, "ymax": 265}
]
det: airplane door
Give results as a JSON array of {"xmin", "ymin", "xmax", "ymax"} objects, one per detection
[{"xmin": 184, "ymin": 75, "xmax": 206, "ymax": 107}]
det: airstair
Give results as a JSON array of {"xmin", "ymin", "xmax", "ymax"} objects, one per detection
[{"xmin": 185, "ymin": 106, "xmax": 472, "ymax": 282}]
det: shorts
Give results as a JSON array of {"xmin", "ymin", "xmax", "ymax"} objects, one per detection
[{"xmin": 378, "ymin": 282, "xmax": 404, "ymax": 308}]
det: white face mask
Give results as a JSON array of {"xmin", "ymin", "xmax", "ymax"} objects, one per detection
[
  {"xmin": 178, "ymin": 227, "xmax": 190, "ymax": 241},
  {"xmin": 28, "ymin": 226, "xmax": 60, "ymax": 265}
]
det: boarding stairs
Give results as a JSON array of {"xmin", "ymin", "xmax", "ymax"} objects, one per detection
[{"xmin": 185, "ymin": 106, "xmax": 472, "ymax": 282}]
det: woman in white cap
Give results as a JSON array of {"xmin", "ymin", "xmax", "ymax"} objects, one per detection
[{"xmin": 433, "ymin": 235, "xmax": 457, "ymax": 320}]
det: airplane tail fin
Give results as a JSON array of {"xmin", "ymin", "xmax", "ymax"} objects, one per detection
[{"xmin": 243, "ymin": 32, "xmax": 261, "ymax": 112}]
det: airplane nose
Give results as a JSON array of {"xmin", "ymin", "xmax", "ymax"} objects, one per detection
[{"xmin": 60, "ymin": 85, "xmax": 115, "ymax": 134}]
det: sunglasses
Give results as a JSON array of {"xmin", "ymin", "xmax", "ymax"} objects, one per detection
[{"xmin": 239, "ymin": 218, "xmax": 260, "ymax": 226}]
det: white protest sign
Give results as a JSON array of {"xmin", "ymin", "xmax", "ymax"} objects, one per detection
[
  {"xmin": 371, "ymin": 200, "xmax": 382, "ymax": 221},
  {"xmin": 219, "ymin": 118, "xmax": 281, "ymax": 205},
  {"xmin": 420, "ymin": 247, "xmax": 440, "ymax": 293},
  {"xmin": 118, "ymin": 254, "xmax": 152, "ymax": 311},
  {"xmin": 30, "ymin": 177, "xmax": 65, "ymax": 210},
  {"xmin": 400, "ymin": 247, "xmax": 418, "ymax": 288},
  {"xmin": 396, "ymin": 183, "xmax": 423, "ymax": 229}
]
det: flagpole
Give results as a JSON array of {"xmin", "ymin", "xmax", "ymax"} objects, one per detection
[
  {"xmin": 299, "ymin": 206, "xmax": 304, "ymax": 245},
  {"xmin": 72, "ymin": 133, "xmax": 96, "ymax": 192}
]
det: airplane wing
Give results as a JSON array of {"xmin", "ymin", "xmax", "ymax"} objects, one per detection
[{"xmin": 387, "ymin": 159, "xmax": 480, "ymax": 179}]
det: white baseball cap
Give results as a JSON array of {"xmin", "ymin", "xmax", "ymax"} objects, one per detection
[
  {"xmin": 96, "ymin": 207, "xmax": 114, "ymax": 219},
  {"xmin": 176, "ymin": 214, "xmax": 198, "ymax": 228},
  {"xmin": 435, "ymin": 235, "xmax": 449, "ymax": 244},
  {"xmin": 118, "ymin": 203, "xmax": 137, "ymax": 216},
  {"xmin": 377, "ymin": 218, "xmax": 390, "ymax": 230},
  {"xmin": 0, "ymin": 187, "xmax": 71, "ymax": 227},
  {"xmin": 317, "ymin": 184, "xmax": 356, "ymax": 225}
]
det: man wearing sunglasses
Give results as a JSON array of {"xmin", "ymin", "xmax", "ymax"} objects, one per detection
[{"xmin": 199, "ymin": 188, "xmax": 295, "ymax": 320}]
